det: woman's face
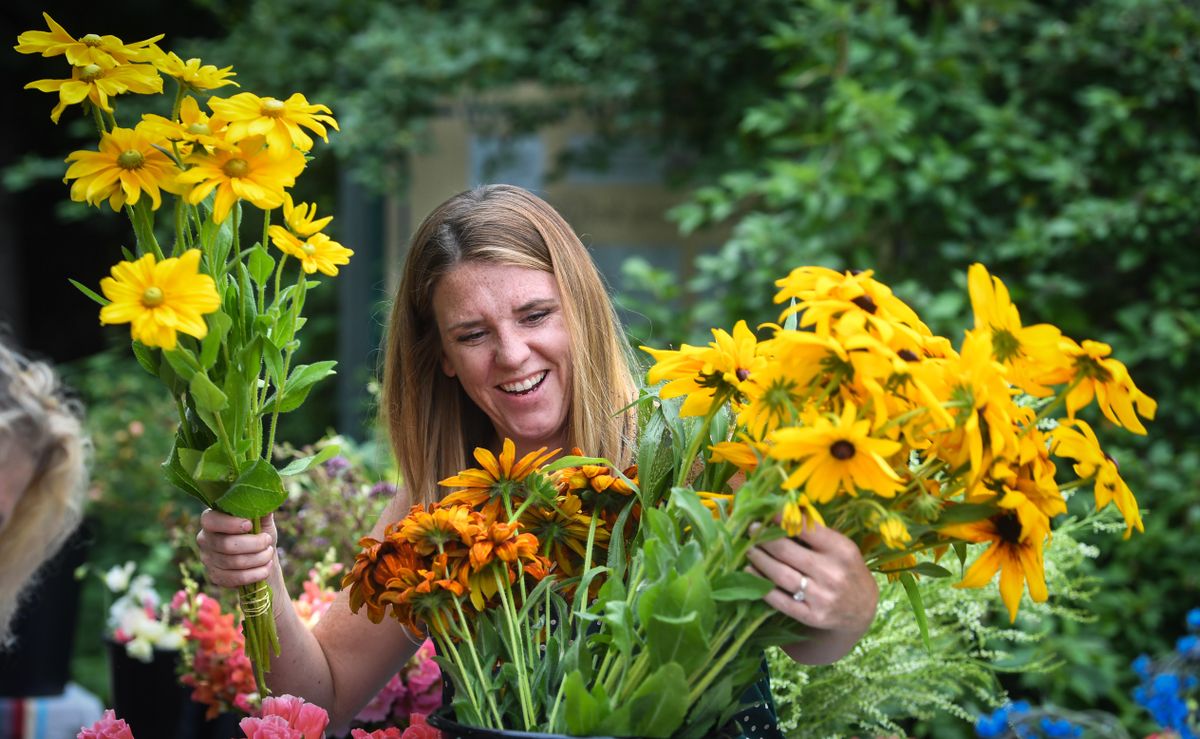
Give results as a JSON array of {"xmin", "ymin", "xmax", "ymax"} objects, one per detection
[
  {"xmin": 0, "ymin": 447, "xmax": 35, "ymax": 535},
  {"xmin": 433, "ymin": 262, "xmax": 573, "ymax": 454}
]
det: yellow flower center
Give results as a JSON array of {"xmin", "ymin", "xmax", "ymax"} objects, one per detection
[
  {"xmin": 302, "ymin": 242, "xmax": 317, "ymax": 255},
  {"xmin": 81, "ymin": 34, "xmax": 103, "ymax": 46},
  {"xmin": 222, "ymin": 158, "xmax": 249, "ymax": 178},
  {"xmin": 261, "ymin": 98, "xmax": 286, "ymax": 117},
  {"xmin": 141, "ymin": 286, "xmax": 165, "ymax": 307},
  {"xmin": 116, "ymin": 150, "xmax": 145, "ymax": 170},
  {"xmin": 80, "ymin": 64, "xmax": 103, "ymax": 82},
  {"xmin": 186, "ymin": 122, "xmax": 212, "ymax": 136}
]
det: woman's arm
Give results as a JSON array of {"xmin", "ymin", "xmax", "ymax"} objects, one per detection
[
  {"xmin": 198, "ymin": 493, "xmax": 422, "ymax": 731},
  {"xmin": 745, "ymin": 521, "xmax": 880, "ymax": 665}
]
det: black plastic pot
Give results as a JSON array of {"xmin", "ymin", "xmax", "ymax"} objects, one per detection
[
  {"xmin": 426, "ymin": 707, "xmax": 621, "ymax": 739},
  {"xmin": 106, "ymin": 640, "xmax": 239, "ymax": 739}
]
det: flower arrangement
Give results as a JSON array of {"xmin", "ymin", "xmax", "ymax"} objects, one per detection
[
  {"xmin": 343, "ymin": 263, "xmax": 1154, "ymax": 737},
  {"xmin": 171, "ymin": 581, "xmax": 259, "ymax": 718},
  {"xmin": 103, "ymin": 561, "xmax": 186, "ymax": 662},
  {"xmin": 14, "ymin": 13, "xmax": 350, "ymax": 691}
]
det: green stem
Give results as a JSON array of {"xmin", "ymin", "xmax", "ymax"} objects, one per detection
[
  {"xmin": 90, "ymin": 103, "xmax": 107, "ymax": 136},
  {"xmin": 686, "ymin": 609, "xmax": 773, "ymax": 704},
  {"xmin": 493, "ymin": 568, "xmax": 535, "ymax": 728},
  {"xmin": 675, "ymin": 392, "xmax": 730, "ymax": 488},
  {"xmin": 450, "ymin": 598, "xmax": 504, "ymax": 726}
]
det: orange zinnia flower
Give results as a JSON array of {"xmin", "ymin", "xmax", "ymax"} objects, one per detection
[{"xmin": 439, "ymin": 439, "xmax": 559, "ymax": 518}]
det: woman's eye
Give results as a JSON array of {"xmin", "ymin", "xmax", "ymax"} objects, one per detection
[
  {"xmin": 457, "ymin": 331, "xmax": 485, "ymax": 344},
  {"xmin": 523, "ymin": 311, "xmax": 550, "ymax": 325}
]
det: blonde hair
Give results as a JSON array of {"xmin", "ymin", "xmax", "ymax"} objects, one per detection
[
  {"xmin": 383, "ymin": 185, "xmax": 638, "ymax": 505},
  {"xmin": 0, "ymin": 340, "xmax": 88, "ymax": 648}
]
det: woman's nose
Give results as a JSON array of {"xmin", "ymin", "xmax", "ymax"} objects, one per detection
[{"xmin": 494, "ymin": 329, "xmax": 531, "ymax": 369}]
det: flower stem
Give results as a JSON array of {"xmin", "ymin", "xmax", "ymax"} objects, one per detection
[{"xmin": 675, "ymin": 391, "xmax": 731, "ymax": 488}]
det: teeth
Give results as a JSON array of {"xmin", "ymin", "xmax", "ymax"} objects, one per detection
[{"xmin": 500, "ymin": 371, "xmax": 547, "ymax": 393}]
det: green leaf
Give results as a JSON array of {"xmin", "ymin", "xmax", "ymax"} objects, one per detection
[
  {"xmin": 247, "ymin": 245, "xmax": 276, "ymax": 286},
  {"xmin": 264, "ymin": 360, "xmax": 337, "ymax": 414},
  {"xmin": 261, "ymin": 336, "xmax": 286, "ymax": 388},
  {"xmin": 192, "ymin": 442, "xmax": 235, "ymax": 482},
  {"xmin": 130, "ymin": 342, "xmax": 159, "ymax": 377},
  {"xmin": 189, "ymin": 371, "xmax": 228, "ymax": 414},
  {"xmin": 69, "ymin": 278, "xmax": 110, "ymax": 307},
  {"xmin": 711, "ymin": 571, "xmax": 775, "ymax": 601},
  {"xmin": 199, "ymin": 312, "xmax": 233, "ymax": 370},
  {"xmin": 900, "ymin": 571, "xmax": 932, "ymax": 651},
  {"xmin": 602, "ymin": 662, "xmax": 689, "ymax": 738},
  {"xmin": 562, "ymin": 670, "xmax": 607, "ymax": 736},
  {"xmin": 215, "ymin": 459, "xmax": 287, "ymax": 519},
  {"xmin": 668, "ymin": 487, "xmax": 718, "ymax": 548},
  {"xmin": 909, "ymin": 562, "xmax": 953, "ymax": 578},
  {"xmin": 163, "ymin": 440, "xmax": 212, "ymax": 507},
  {"xmin": 278, "ymin": 444, "xmax": 341, "ymax": 476}
]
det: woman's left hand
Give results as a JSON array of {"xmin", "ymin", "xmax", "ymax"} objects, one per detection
[{"xmin": 745, "ymin": 519, "xmax": 879, "ymax": 665}]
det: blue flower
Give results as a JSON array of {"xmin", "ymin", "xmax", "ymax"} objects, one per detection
[
  {"xmin": 1039, "ymin": 717, "xmax": 1082, "ymax": 738},
  {"xmin": 1186, "ymin": 607, "xmax": 1200, "ymax": 631},
  {"xmin": 1178, "ymin": 634, "xmax": 1199, "ymax": 656},
  {"xmin": 1010, "ymin": 700, "xmax": 1032, "ymax": 715},
  {"xmin": 1132, "ymin": 654, "xmax": 1152, "ymax": 679}
]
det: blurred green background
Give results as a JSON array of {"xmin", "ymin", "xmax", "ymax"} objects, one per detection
[{"xmin": 2, "ymin": 1, "xmax": 1198, "ymax": 736}]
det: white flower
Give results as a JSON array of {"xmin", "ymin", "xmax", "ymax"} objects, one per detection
[
  {"xmin": 126, "ymin": 637, "xmax": 154, "ymax": 663},
  {"xmin": 156, "ymin": 626, "xmax": 185, "ymax": 650},
  {"xmin": 104, "ymin": 561, "xmax": 137, "ymax": 593}
]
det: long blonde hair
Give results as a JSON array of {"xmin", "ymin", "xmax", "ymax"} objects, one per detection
[
  {"xmin": 382, "ymin": 185, "xmax": 638, "ymax": 505},
  {"xmin": 0, "ymin": 340, "xmax": 88, "ymax": 648}
]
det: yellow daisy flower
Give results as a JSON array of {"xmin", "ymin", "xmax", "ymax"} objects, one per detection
[
  {"xmin": 139, "ymin": 96, "xmax": 231, "ymax": 155},
  {"xmin": 941, "ymin": 508, "xmax": 1048, "ymax": 623},
  {"xmin": 708, "ymin": 440, "xmax": 764, "ymax": 474},
  {"xmin": 878, "ymin": 516, "xmax": 912, "ymax": 550},
  {"xmin": 14, "ymin": 13, "xmax": 162, "ymax": 67},
  {"xmin": 268, "ymin": 228, "xmax": 354, "ymax": 276},
  {"xmin": 63, "ymin": 124, "xmax": 181, "ymax": 211},
  {"xmin": 768, "ymin": 402, "xmax": 904, "ymax": 503},
  {"xmin": 1049, "ymin": 419, "xmax": 1142, "ymax": 537},
  {"xmin": 177, "ymin": 136, "xmax": 306, "ymax": 223},
  {"xmin": 642, "ymin": 320, "xmax": 765, "ymax": 417},
  {"xmin": 98, "ymin": 249, "xmax": 221, "ymax": 350},
  {"xmin": 280, "ymin": 193, "xmax": 333, "ymax": 237},
  {"xmin": 967, "ymin": 263, "xmax": 1069, "ymax": 397},
  {"xmin": 26, "ymin": 62, "xmax": 162, "ymax": 124},
  {"xmin": 209, "ymin": 91, "xmax": 339, "ymax": 154},
  {"xmin": 146, "ymin": 49, "xmax": 238, "ymax": 91},
  {"xmin": 781, "ymin": 493, "xmax": 823, "ymax": 535},
  {"xmin": 1062, "ymin": 338, "xmax": 1157, "ymax": 435}
]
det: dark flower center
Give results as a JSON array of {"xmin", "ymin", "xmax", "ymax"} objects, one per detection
[
  {"xmin": 994, "ymin": 512, "xmax": 1022, "ymax": 545},
  {"xmin": 830, "ymin": 440, "xmax": 856, "ymax": 460},
  {"xmin": 735, "ymin": 368, "xmax": 751, "ymax": 382},
  {"xmin": 852, "ymin": 294, "xmax": 878, "ymax": 314},
  {"xmin": 898, "ymin": 349, "xmax": 919, "ymax": 362}
]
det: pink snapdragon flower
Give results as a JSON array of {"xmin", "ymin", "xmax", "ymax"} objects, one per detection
[
  {"xmin": 77, "ymin": 710, "xmax": 134, "ymax": 739},
  {"xmin": 239, "ymin": 695, "xmax": 330, "ymax": 739}
]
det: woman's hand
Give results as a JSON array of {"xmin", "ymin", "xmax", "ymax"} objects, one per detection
[
  {"xmin": 196, "ymin": 509, "xmax": 278, "ymax": 588},
  {"xmin": 745, "ymin": 519, "xmax": 879, "ymax": 665}
]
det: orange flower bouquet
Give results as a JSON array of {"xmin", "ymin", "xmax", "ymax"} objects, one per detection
[
  {"xmin": 15, "ymin": 13, "xmax": 349, "ymax": 692},
  {"xmin": 344, "ymin": 263, "xmax": 1155, "ymax": 736}
]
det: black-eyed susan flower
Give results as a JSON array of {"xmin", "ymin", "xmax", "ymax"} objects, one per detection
[
  {"xmin": 709, "ymin": 440, "xmax": 764, "ymax": 474},
  {"xmin": 26, "ymin": 61, "xmax": 162, "ymax": 123},
  {"xmin": 280, "ymin": 193, "xmax": 333, "ymax": 237},
  {"xmin": 768, "ymin": 402, "xmax": 904, "ymax": 503},
  {"xmin": 1050, "ymin": 418, "xmax": 1143, "ymax": 537},
  {"xmin": 98, "ymin": 249, "xmax": 221, "ymax": 350},
  {"xmin": 877, "ymin": 515, "xmax": 912, "ymax": 550},
  {"xmin": 781, "ymin": 493, "xmax": 823, "ymax": 534},
  {"xmin": 269, "ymin": 229, "xmax": 354, "ymax": 276},
  {"xmin": 941, "ymin": 506, "xmax": 1048, "ymax": 623},
  {"xmin": 139, "ymin": 96, "xmax": 231, "ymax": 155},
  {"xmin": 177, "ymin": 136, "xmax": 306, "ymax": 223},
  {"xmin": 64, "ymin": 124, "xmax": 181, "ymax": 211},
  {"xmin": 15, "ymin": 13, "xmax": 162, "ymax": 67},
  {"xmin": 209, "ymin": 92, "xmax": 338, "ymax": 155},
  {"xmin": 1062, "ymin": 338, "xmax": 1157, "ymax": 435},
  {"xmin": 966, "ymin": 263, "xmax": 1069, "ymax": 397},
  {"xmin": 642, "ymin": 320, "xmax": 765, "ymax": 417},
  {"xmin": 438, "ymin": 439, "xmax": 559, "ymax": 519},
  {"xmin": 774, "ymin": 266, "xmax": 931, "ymax": 343},
  {"xmin": 146, "ymin": 49, "xmax": 237, "ymax": 91}
]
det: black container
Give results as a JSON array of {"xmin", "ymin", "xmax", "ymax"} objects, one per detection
[
  {"xmin": 426, "ymin": 708, "xmax": 621, "ymax": 739},
  {"xmin": 0, "ymin": 530, "xmax": 89, "ymax": 697},
  {"xmin": 106, "ymin": 640, "xmax": 240, "ymax": 739}
]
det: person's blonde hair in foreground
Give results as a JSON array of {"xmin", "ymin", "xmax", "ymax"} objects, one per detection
[{"xmin": 0, "ymin": 338, "xmax": 88, "ymax": 648}]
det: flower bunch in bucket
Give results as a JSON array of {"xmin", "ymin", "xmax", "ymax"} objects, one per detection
[
  {"xmin": 343, "ymin": 263, "xmax": 1155, "ymax": 736},
  {"xmin": 14, "ymin": 12, "xmax": 350, "ymax": 692}
]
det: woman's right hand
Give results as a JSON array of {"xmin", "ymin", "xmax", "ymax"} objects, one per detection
[{"xmin": 196, "ymin": 509, "xmax": 278, "ymax": 588}]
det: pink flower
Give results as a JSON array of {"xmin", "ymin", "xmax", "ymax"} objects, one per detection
[
  {"xmin": 239, "ymin": 714, "xmax": 303, "ymax": 739},
  {"xmin": 350, "ymin": 730, "xmax": 403, "ymax": 739},
  {"xmin": 259, "ymin": 694, "xmax": 330, "ymax": 739},
  {"xmin": 400, "ymin": 714, "xmax": 440, "ymax": 739},
  {"xmin": 403, "ymin": 660, "xmax": 442, "ymax": 717},
  {"xmin": 78, "ymin": 710, "xmax": 134, "ymax": 739},
  {"xmin": 356, "ymin": 673, "xmax": 407, "ymax": 723}
]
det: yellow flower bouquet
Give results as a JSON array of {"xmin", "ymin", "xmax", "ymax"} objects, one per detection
[
  {"xmin": 342, "ymin": 263, "xmax": 1155, "ymax": 736},
  {"xmin": 15, "ymin": 13, "xmax": 350, "ymax": 692}
]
